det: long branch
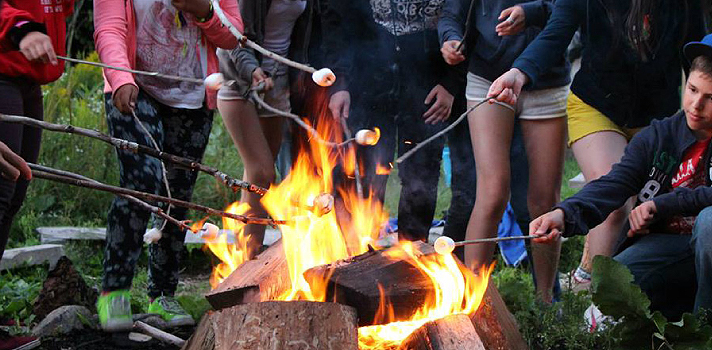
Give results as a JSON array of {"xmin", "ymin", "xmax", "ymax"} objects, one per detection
[
  {"xmin": 29, "ymin": 164, "xmax": 193, "ymax": 232},
  {"xmin": 30, "ymin": 167, "xmax": 288, "ymax": 226},
  {"xmin": 0, "ymin": 113, "xmax": 267, "ymax": 195},
  {"xmin": 58, "ymin": 56, "xmax": 203, "ymax": 84}
]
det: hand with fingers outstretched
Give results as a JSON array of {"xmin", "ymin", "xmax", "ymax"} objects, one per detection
[
  {"xmin": 487, "ymin": 68, "xmax": 528, "ymax": 106},
  {"xmin": 495, "ymin": 5, "xmax": 525, "ymax": 36},
  {"xmin": 627, "ymin": 201, "xmax": 657, "ymax": 237},
  {"xmin": 529, "ymin": 208, "xmax": 565, "ymax": 243},
  {"xmin": 0, "ymin": 142, "xmax": 31, "ymax": 182}
]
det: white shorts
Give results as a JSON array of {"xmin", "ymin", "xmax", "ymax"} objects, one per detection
[
  {"xmin": 217, "ymin": 73, "xmax": 291, "ymax": 118},
  {"xmin": 466, "ymin": 72, "xmax": 568, "ymax": 120}
]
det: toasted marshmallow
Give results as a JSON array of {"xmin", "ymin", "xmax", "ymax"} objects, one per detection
[
  {"xmin": 355, "ymin": 129, "xmax": 380, "ymax": 146},
  {"xmin": 434, "ymin": 236, "xmax": 456, "ymax": 255},
  {"xmin": 199, "ymin": 223, "xmax": 220, "ymax": 241},
  {"xmin": 313, "ymin": 193, "xmax": 334, "ymax": 216},
  {"xmin": 312, "ymin": 68, "xmax": 336, "ymax": 87},
  {"xmin": 143, "ymin": 228, "xmax": 163, "ymax": 244},
  {"xmin": 204, "ymin": 73, "xmax": 225, "ymax": 91}
]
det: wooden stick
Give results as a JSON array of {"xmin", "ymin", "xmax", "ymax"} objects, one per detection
[
  {"xmin": 29, "ymin": 164, "xmax": 193, "ymax": 232},
  {"xmin": 30, "ymin": 167, "xmax": 288, "ymax": 227},
  {"xmin": 133, "ymin": 321, "xmax": 186, "ymax": 348},
  {"xmin": 249, "ymin": 91, "xmax": 352, "ymax": 148},
  {"xmin": 0, "ymin": 113, "xmax": 268, "ymax": 196},
  {"xmin": 211, "ymin": 0, "xmax": 316, "ymax": 74},
  {"xmin": 395, "ymin": 97, "xmax": 494, "ymax": 164},
  {"xmin": 454, "ymin": 235, "xmax": 540, "ymax": 247},
  {"xmin": 57, "ymin": 56, "xmax": 204, "ymax": 84}
]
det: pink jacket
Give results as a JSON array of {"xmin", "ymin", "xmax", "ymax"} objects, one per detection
[{"xmin": 93, "ymin": 0, "xmax": 243, "ymax": 109}]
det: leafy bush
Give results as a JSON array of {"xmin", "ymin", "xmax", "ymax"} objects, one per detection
[{"xmin": 0, "ymin": 266, "xmax": 46, "ymax": 327}]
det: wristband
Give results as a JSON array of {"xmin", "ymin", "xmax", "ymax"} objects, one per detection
[{"xmin": 8, "ymin": 22, "xmax": 47, "ymax": 49}]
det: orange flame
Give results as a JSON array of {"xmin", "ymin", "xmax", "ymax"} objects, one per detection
[{"xmin": 203, "ymin": 97, "xmax": 493, "ymax": 348}]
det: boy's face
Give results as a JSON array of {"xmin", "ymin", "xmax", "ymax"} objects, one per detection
[{"xmin": 683, "ymin": 70, "xmax": 712, "ymax": 140}]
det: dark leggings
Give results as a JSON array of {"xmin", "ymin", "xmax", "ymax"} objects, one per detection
[
  {"xmin": 102, "ymin": 90, "xmax": 213, "ymax": 298},
  {"xmin": 0, "ymin": 76, "xmax": 43, "ymax": 259}
]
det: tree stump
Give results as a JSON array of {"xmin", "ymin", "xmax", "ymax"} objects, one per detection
[
  {"xmin": 398, "ymin": 314, "xmax": 486, "ymax": 350},
  {"xmin": 470, "ymin": 282, "xmax": 528, "ymax": 350},
  {"xmin": 205, "ymin": 240, "xmax": 289, "ymax": 310},
  {"xmin": 182, "ymin": 301, "xmax": 358, "ymax": 350}
]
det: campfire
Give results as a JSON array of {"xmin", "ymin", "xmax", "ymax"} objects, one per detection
[{"xmin": 192, "ymin": 109, "xmax": 527, "ymax": 350}]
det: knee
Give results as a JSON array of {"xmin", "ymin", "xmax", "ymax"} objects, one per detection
[{"xmin": 692, "ymin": 206, "xmax": 712, "ymax": 253}]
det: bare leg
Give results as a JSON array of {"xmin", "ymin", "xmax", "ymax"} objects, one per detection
[
  {"xmin": 464, "ymin": 101, "xmax": 515, "ymax": 269},
  {"xmin": 571, "ymin": 131, "xmax": 632, "ymax": 273},
  {"xmin": 218, "ymin": 99, "xmax": 284, "ymax": 256},
  {"xmin": 521, "ymin": 117, "xmax": 566, "ymax": 302}
]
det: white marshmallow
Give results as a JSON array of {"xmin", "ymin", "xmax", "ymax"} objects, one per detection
[
  {"xmin": 143, "ymin": 228, "xmax": 163, "ymax": 244},
  {"xmin": 199, "ymin": 223, "xmax": 220, "ymax": 241},
  {"xmin": 434, "ymin": 236, "xmax": 456, "ymax": 255},
  {"xmin": 313, "ymin": 193, "xmax": 334, "ymax": 216},
  {"xmin": 204, "ymin": 73, "xmax": 225, "ymax": 91},
  {"xmin": 312, "ymin": 68, "xmax": 336, "ymax": 87},
  {"xmin": 355, "ymin": 129, "xmax": 380, "ymax": 146}
]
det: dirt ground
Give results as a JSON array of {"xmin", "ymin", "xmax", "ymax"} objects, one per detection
[{"xmin": 37, "ymin": 326, "xmax": 196, "ymax": 350}]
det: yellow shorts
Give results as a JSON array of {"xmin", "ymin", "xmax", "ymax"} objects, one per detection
[{"xmin": 567, "ymin": 93, "xmax": 641, "ymax": 146}]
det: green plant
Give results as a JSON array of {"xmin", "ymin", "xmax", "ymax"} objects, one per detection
[
  {"xmin": 0, "ymin": 266, "xmax": 46, "ymax": 329},
  {"xmin": 591, "ymin": 255, "xmax": 712, "ymax": 349}
]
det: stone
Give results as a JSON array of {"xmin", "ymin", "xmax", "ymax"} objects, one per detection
[
  {"xmin": 0, "ymin": 244, "xmax": 64, "ymax": 270},
  {"xmin": 32, "ymin": 305, "xmax": 94, "ymax": 338}
]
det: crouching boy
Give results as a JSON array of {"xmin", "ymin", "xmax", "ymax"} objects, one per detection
[{"xmin": 531, "ymin": 34, "xmax": 712, "ymax": 320}]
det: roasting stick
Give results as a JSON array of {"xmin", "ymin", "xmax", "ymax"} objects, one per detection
[
  {"xmin": 30, "ymin": 165, "xmax": 289, "ymax": 227},
  {"xmin": 433, "ymin": 234, "xmax": 544, "ymax": 255},
  {"xmin": 57, "ymin": 56, "xmax": 204, "ymax": 84},
  {"xmin": 0, "ymin": 113, "xmax": 268, "ymax": 196},
  {"xmin": 30, "ymin": 163, "xmax": 193, "ymax": 232},
  {"xmin": 396, "ymin": 97, "xmax": 495, "ymax": 164}
]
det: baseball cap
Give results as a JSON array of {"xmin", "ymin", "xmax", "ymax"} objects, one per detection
[{"xmin": 684, "ymin": 33, "xmax": 712, "ymax": 63}]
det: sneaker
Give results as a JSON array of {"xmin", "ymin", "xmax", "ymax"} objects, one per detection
[
  {"xmin": 96, "ymin": 290, "xmax": 133, "ymax": 332},
  {"xmin": 559, "ymin": 267, "xmax": 592, "ymax": 293},
  {"xmin": 147, "ymin": 296, "xmax": 195, "ymax": 327}
]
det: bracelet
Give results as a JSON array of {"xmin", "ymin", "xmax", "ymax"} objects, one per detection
[{"xmin": 196, "ymin": 1, "xmax": 214, "ymax": 23}]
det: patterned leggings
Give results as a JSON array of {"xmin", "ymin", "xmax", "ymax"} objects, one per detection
[{"xmin": 102, "ymin": 90, "xmax": 213, "ymax": 298}]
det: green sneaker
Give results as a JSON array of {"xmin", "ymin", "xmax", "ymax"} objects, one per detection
[
  {"xmin": 147, "ymin": 296, "xmax": 195, "ymax": 327},
  {"xmin": 96, "ymin": 290, "xmax": 133, "ymax": 332}
]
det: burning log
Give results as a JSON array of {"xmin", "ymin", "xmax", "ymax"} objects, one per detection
[
  {"xmin": 303, "ymin": 241, "xmax": 438, "ymax": 327},
  {"xmin": 470, "ymin": 282, "xmax": 528, "ymax": 350},
  {"xmin": 182, "ymin": 301, "xmax": 358, "ymax": 350},
  {"xmin": 205, "ymin": 240, "xmax": 289, "ymax": 309},
  {"xmin": 397, "ymin": 314, "xmax": 485, "ymax": 350}
]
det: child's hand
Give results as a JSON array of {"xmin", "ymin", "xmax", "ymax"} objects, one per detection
[
  {"xmin": 0, "ymin": 142, "xmax": 31, "ymax": 181},
  {"xmin": 113, "ymin": 84, "xmax": 138, "ymax": 114},
  {"xmin": 251, "ymin": 68, "xmax": 274, "ymax": 91},
  {"xmin": 440, "ymin": 40, "xmax": 465, "ymax": 65},
  {"xmin": 19, "ymin": 31, "xmax": 58, "ymax": 65},
  {"xmin": 627, "ymin": 201, "xmax": 657, "ymax": 236},
  {"xmin": 172, "ymin": 0, "xmax": 211, "ymax": 19},
  {"xmin": 495, "ymin": 5, "xmax": 525, "ymax": 36},
  {"xmin": 529, "ymin": 209, "xmax": 565, "ymax": 243}
]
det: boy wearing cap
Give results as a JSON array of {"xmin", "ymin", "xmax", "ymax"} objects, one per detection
[{"xmin": 530, "ymin": 34, "xmax": 712, "ymax": 320}]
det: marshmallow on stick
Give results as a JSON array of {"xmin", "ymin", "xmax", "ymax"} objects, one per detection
[
  {"xmin": 204, "ymin": 73, "xmax": 225, "ymax": 91},
  {"xmin": 312, "ymin": 68, "xmax": 336, "ymax": 87}
]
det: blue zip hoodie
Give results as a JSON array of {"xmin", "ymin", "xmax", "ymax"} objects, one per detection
[
  {"xmin": 512, "ymin": 0, "xmax": 706, "ymax": 128},
  {"xmin": 437, "ymin": 0, "xmax": 570, "ymax": 89},
  {"xmin": 557, "ymin": 111, "xmax": 712, "ymax": 237}
]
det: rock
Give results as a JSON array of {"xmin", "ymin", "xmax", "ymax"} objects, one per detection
[
  {"xmin": 33, "ymin": 256, "xmax": 98, "ymax": 321},
  {"xmin": 32, "ymin": 305, "xmax": 94, "ymax": 338}
]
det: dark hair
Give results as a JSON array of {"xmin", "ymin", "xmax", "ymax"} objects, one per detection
[{"xmin": 691, "ymin": 55, "xmax": 712, "ymax": 78}]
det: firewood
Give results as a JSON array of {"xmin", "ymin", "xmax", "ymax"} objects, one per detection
[
  {"xmin": 398, "ymin": 314, "xmax": 485, "ymax": 350},
  {"xmin": 184, "ymin": 301, "xmax": 358, "ymax": 350},
  {"xmin": 470, "ymin": 282, "xmax": 528, "ymax": 350},
  {"xmin": 205, "ymin": 240, "xmax": 290, "ymax": 310},
  {"xmin": 134, "ymin": 321, "xmax": 186, "ymax": 347},
  {"xmin": 303, "ymin": 241, "xmax": 437, "ymax": 326}
]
